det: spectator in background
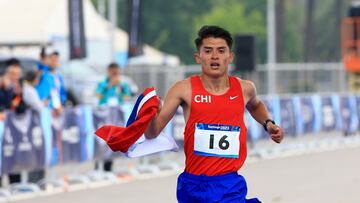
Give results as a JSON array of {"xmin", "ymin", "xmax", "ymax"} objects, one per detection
[
  {"xmin": 0, "ymin": 58, "xmax": 27, "ymax": 116},
  {"xmin": 23, "ymin": 70, "xmax": 44, "ymax": 113},
  {"xmin": 36, "ymin": 49, "xmax": 66, "ymax": 114},
  {"xmin": 95, "ymin": 63, "xmax": 132, "ymax": 172},
  {"xmin": 0, "ymin": 58, "xmax": 27, "ymax": 185},
  {"xmin": 47, "ymin": 50, "xmax": 67, "ymax": 106},
  {"xmin": 33, "ymin": 48, "xmax": 68, "ymax": 184},
  {"xmin": 23, "ymin": 70, "xmax": 47, "ymax": 184},
  {"xmin": 37, "ymin": 46, "xmax": 49, "ymax": 72},
  {"xmin": 36, "ymin": 47, "xmax": 50, "ymax": 102},
  {"xmin": 96, "ymin": 63, "xmax": 131, "ymax": 107}
]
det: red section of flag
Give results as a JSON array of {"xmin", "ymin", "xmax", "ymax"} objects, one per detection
[{"xmin": 95, "ymin": 88, "xmax": 159, "ymax": 153}]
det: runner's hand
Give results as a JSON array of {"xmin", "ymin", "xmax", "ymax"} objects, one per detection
[{"xmin": 267, "ymin": 123, "xmax": 284, "ymax": 143}]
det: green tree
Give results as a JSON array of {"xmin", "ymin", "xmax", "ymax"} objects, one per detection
[
  {"xmin": 194, "ymin": 0, "xmax": 266, "ymax": 63},
  {"xmin": 141, "ymin": 0, "xmax": 214, "ymax": 64},
  {"xmin": 276, "ymin": 0, "xmax": 285, "ymax": 62},
  {"xmin": 282, "ymin": 0, "xmax": 305, "ymax": 62},
  {"xmin": 90, "ymin": 0, "xmax": 128, "ymax": 29},
  {"xmin": 314, "ymin": 0, "xmax": 344, "ymax": 62},
  {"xmin": 304, "ymin": 0, "xmax": 316, "ymax": 62},
  {"xmin": 91, "ymin": 0, "xmax": 214, "ymax": 64}
]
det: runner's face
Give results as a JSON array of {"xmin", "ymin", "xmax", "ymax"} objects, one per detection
[{"xmin": 195, "ymin": 37, "xmax": 234, "ymax": 77}]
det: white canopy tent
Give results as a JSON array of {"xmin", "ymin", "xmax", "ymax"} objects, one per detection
[{"xmin": 0, "ymin": 0, "xmax": 180, "ymax": 67}]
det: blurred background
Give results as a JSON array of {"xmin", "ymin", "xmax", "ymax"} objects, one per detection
[{"xmin": 0, "ymin": 0, "xmax": 360, "ymax": 202}]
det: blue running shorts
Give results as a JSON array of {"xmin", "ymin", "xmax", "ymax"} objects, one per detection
[{"xmin": 177, "ymin": 171, "xmax": 261, "ymax": 203}]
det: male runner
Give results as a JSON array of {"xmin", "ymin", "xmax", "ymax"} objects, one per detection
[{"xmin": 145, "ymin": 25, "xmax": 284, "ymax": 203}]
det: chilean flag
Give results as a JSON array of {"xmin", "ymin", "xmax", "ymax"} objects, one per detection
[{"xmin": 95, "ymin": 87, "xmax": 178, "ymax": 157}]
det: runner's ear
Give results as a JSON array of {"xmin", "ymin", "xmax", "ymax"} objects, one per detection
[
  {"xmin": 194, "ymin": 52, "xmax": 201, "ymax": 64},
  {"xmin": 228, "ymin": 52, "xmax": 235, "ymax": 63}
]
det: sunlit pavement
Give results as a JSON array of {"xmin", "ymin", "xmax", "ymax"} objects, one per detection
[{"xmin": 5, "ymin": 134, "xmax": 360, "ymax": 203}]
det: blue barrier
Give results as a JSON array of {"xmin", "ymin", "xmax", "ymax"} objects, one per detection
[
  {"xmin": 256, "ymin": 97, "xmax": 281, "ymax": 140},
  {"xmin": 279, "ymin": 98, "xmax": 297, "ymax": 136},
  {"xmin": 41, "ymin": 108, "xmax": 52, "ymax": 167},
  {"xmin": 0, "ymin": 118, "xmax": 4, "ymax": 172},
  {"xmin": 297, "ymin": 96, "xmax": 316, "ymax": 134},
  {"xmin": 1, "ymin": 110, "xmax": 45, "ymax": 174},
  {"xmin": 92, "ymin": 106, "xmax": 126, "ymax": 161},
  {"xmin": 83, "ymin": 106, "xmax": 95, "ymax": 162},
  {"xmin": 320, "ymin": 96, "xmax": 338, "ymax": 131},
  {"xmin": 344, "ymin": 95, "xmax": 359, "ymax": 134},
  {"xmin": 0, "ymin": 94, "xmax": 359, "ymax": 175},
  {"xmin": 61, "ymin": 107, "xmax": 89, "ymax": 163}
]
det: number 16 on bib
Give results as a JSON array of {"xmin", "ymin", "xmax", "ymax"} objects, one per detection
[{"xmin": 194, "ymin": 123, "xmax": 240, "ymax": 158}]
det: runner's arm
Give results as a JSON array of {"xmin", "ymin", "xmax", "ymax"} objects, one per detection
[
  {"xmin": 145, "ymin": 81, "xmax": 184, "ymax": 139},
  {"xmin": 244, "ymin": 81, "xmax": 271, "ymax": 124},
  {"xmin": 244, "ymin": 80, "xmax": 284, "ymax": 143}
]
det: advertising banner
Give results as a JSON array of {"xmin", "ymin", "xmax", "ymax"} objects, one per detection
[{"xmin": 1, "ymin": 110, "xmax": 45, "ymax": 174}]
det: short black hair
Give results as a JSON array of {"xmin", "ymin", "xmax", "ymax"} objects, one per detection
[
  {"xmin": 195, "ymin": 25, "xmax": 233, "ymax": 51},
  {"xmin": 5, "ymin": 58, "xmax": 20, "ymax": 67},
  {"xmin": 24, "ymin": 70, "xmax": 38, "ymax": 82},
  {"xmin": 108, "ymin": 62, "xmax": 120, "ymax": 70}
]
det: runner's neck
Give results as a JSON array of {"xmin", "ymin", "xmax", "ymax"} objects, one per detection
[{"xmin": 199, "ymin": 74, "xmax": 230, "ymax": 95}]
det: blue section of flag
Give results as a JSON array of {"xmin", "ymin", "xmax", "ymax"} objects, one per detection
[{"xmin": 126, "ymin": 93, "xmax": 145, "ymax": 127}]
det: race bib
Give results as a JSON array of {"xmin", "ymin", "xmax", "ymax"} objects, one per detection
[{"xmin": 194, "ymin": 123, "xmax": 240, "ymax": 158}]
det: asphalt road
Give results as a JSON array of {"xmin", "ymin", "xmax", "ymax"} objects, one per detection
[{"xmin": 12, "ymin": 146, "xmax": 360, "ymax": 203}]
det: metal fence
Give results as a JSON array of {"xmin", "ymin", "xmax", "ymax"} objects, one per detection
[
  {"xmin": 254, "ymin": 63, "xmax": 347, "ymax": 95},
  {"xmin": 124, "ymin": 63, "xmax": 348, "ymax": 97}
]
